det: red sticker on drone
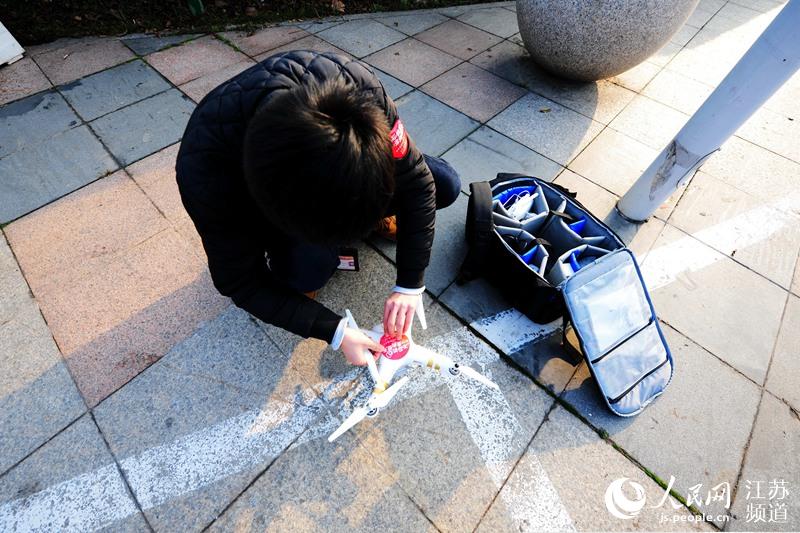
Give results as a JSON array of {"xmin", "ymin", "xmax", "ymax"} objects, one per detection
[
  {"xmin": 389, "ymin": 119, "xmax": 409, "ymax": 159},
  {"xmin": 380, "ymin": 334, "xmax": 410, "ymax": 360}
]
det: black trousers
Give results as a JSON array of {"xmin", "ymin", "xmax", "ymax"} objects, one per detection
[{"xmin": 268, "ymin": 154, "xmax": 461, "ymax": 292}]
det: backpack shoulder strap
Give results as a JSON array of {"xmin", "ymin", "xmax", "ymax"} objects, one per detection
[{"xmin": 458, "ymin": 181, "xmax": 494, "ymax": 284}]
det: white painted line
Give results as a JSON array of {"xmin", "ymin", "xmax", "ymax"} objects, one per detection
[
  {"xmin": 0, "ymin": 327, "xmax": 572, "ymax": 532},
  {"xmin": 472, "ymin": 308, "xmax": 561, "ymax": 354}
]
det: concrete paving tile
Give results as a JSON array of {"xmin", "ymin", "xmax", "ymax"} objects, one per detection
[
  {"xmin": 608, "ymin": 95, "xmax": 689, "ymax": 151},
  {"xmin": 764, "ymin": 295, "xmax": 800, "ymax": 412},
  {"xmin": 551, "ymin": 169, "xmax": 668, "ymax": 256},
  {"xmin": 93, "ymin": 306, "xmax": 318, "ymax": 531},
  {"xmin": 59, "ymin": 59, "xmax": 172, "ymax": 121},
  {"xmin": 90, "ymin": 88, "xmax": 195, "ymax": 165},
  {"xmin": 442, "ymin": 126, "xmax": 562, "ymax": 193},
  {"xmin": 728, "ymin": 392, "xmax": 800, "ymax": 531},
  {"xmin": 295, "ymin": 20, "xmax": 344, "ymax": 33},
  {"xmin": 686, "ymin": 4, "xmax": 718, "ymax": 28},
  {"xmin": 737, "ymin": 106, "xmax": 800, "ymax": 165},
  {"xmin": 670, "ymin": 23, "xmax": 701, "ymax": 47},
  {"xmin": 420, "ymin": 61, "xmax": 525, "ymax": 122},
  {"xmin": 373, "ymin": 68, "xmax": 413, "ymax": 100},
  {"xmin": 642, "ymin": 68, "xmax": 714, "ymax": 115},
  {"xmin": 0, "ymin": 235, "xmax": 85, "ymax": 474},
  {"xmin": 371, "ymin": 192, "xmax": 468, "ymax": 296},
  {"xmin": 609, "ymin": 60, "xmax": 662, "ymax": 93},
  {"xmin": 0, "ymin": 57, "xmax": 51, "ymax": 106},
  {"xmin": 728, "ymin": 0, "xmax": 787, "ymax": 14},
  {"xmin": 317, "ymin": 19, "xmax": 406, "ymax": 58},
  {"xmin": 0, "ymin": 125, "xmax": 117, "ymax": 223},
  {"xmin": 670, "ymin": 171, "xmax": 800, "ymax": 289},
  {"xmin": 6, "ymin": 172, "xmax": 228, "ymax": 405},
  {"xmin": 180, "ymin": 59, "xmax": 256, "ymax": 103},
  {"xmin": 416, "ymin": 19, "xmax": 502, "ymax": 61},
  {"xmin": 257, "ymin": 34, "xmax": 349, "ymax": 60},
  {"xmin": 762, "ymin": 68, "xmax": 800, "ymax": 119},
  {"xmin": 377, "ymin": 11, "xmax": 448, "ymax": 35},
  {"xmin": 364, "ymin": 38, "xmax": 461, "ymax": 87},
  {"xmin": 220, "ymin": 26, "xmax": 309, "ymax": 56},
  {"xmin": 122, "ymin": 33, "xmax": 201, "ymax": 56},
  {"xmin": 439, "ymin": 279, "xmax": 576, "ymax": 394},
  {"xmin": 794, "ymin": 260, "xmax": 800, "ymax": 297},
  {"xmin": 395, "ymin": 90, "xmax": 480, "ymax": 156},
  {"xmin": 478, "ymin": 406, "xmax": 712, "ymax": 532},
  {"xmin": 701, "ymin": 136, "xmax": 800, "ymax": 205},
  {"xmin": 647, "ymin": 41, "xmax": 683, "ymax": 68},
  {"xmin": 210, "ymin": 430, "xmax": 432, "ymax": 533},
  {"xmin": 471, "ymin": 41, "xmax": 637, "ymax": 124},
  {"xmin": 30, "ymin": 37, "xmax": 135, "ymax": 85},
  {"xmin": 362, "ymin": 353, "xmax": 554, "ymax": 532},
  {"xmin": 487, "ymin": 92, "xmax": 604, "ymax": 166},
  {"xmin": 126, "ymin": 143, "xmax": 185, "ymax": 223},
  {"xmin": 457, "ymin": 6, "xmax": 519, "ymax": 38},
  {"xmin": 0, "ymin": 90, "xmax": 79, "ymax": 159},
  {"xmin": 508, "ymin": 32, "xmax": 523, "ymax": 46},
  {"xmin": 0, "ymin": 415, "xmax": 148, "ymax": 532},
  {"xmin": 639, "ymin": 224, "xmax": 786, "ymax": 384},
  {"xmin": 145, "ymin": 35, "xmax": 249, "ymax": 85},
  {"xmin": 561, "ymin": 325, "xmax": 761, "ymax": 524}
]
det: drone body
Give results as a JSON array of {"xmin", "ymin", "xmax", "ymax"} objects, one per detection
[{"xmin": 328, "ymin": 307, "xmax": 499, "ymax": 442}]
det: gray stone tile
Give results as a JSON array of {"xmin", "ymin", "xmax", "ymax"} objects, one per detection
[
  {"xmin": 373, "ymin": 68, "xmax": 413, "ymax": 100},
  {"xmin": 318, "ymin": 19, "xmax": 406, "ymax": 58},
  {"xmin": 670, "ymin": 171, "xmax": 800, "ymax": 289},
  {"xmin": 608, "ymin": 95, "xmax": 689, "ymax": 151},
  {"xmin": 59, "ymin": 59, "xmax": 172, "ymax": 121},
  {"xmin": 0, "ymin": 57, "xmax": 51, "ymax": 107},
  {"xmin": 442, "ymin": 126, "xmax": 562, "ymax": 193},
  {"xmin": 764, "ymin": 294, "xmax": 800, "ymax": 412},
  {"xmin": 728, "ymin": 0, "xmax": 786, "ymax": 14},
  {"xmin": 762, "ymin": 67, "xmax": 800, "ymax": 119},
  {"xmin": 364, "ymin": 38, "xmax": 461, "ymax": 87},
  {"xmin": 561, "ymin": 325, "xmax": 761, "ymax": 524},
  {"xmin": 122, "ymin": 33, "xmax": 201, "ymax": 56},
  {"xmin": 395, "ymin": 90, "xmax": 480, "ymax": 156},
  {"xmin": 488, "ymin": 92, "xmax": 604, "ymax": 165},
  {"xmin": 371, "ymin": 192, "xmax": 468, "ymax": 296},
  {"xmin": 30, "ymin": 37, "xmax": 135, "ymax": 85},
  {"xmin": 640, "ymin": 225, "xmax": 787, "ymax": 384},
  {"xmin": 728, "ymin": 392, "xmax": 800, "ymax": 531},
  {"xmin": 256, "ymin": 34, "xmax": 349, "ymax": 60},
  {"xmin": 685, "ymin": 4, "xmax": 718, "ymax": 28},
  {"xmin": 440, "ymin": 279, "xmax": 576, "ymax": 394},
  {"xmin": 420, "ymin": 61, "xmax": 525, "ymax": 122},
  {"xmin": 471, "ymin": 41, "xmax": 636, "ymax": 125},
  {"xmin": 609, "ymin": 60, "xmax": 662, "ymax": 93},
  {"xmin": 180, "ymin": 59, "xmax": 255, "ymax": 103},
  {"xmin": 0, "ymin": 415, "xmax": 148, "ymax": 532},
  {"xmin": 361, "ymin": 338, "xmax": 555, "ymax": 532},
  {"xmin": 94, "ymin": 306, "xmax": 322, "ymax": 531},
  {"xmin": 457, "ymin": 6, "xmax": 519, "ymax": 38},
  {"xmin": 647, "ymin": 40, "xmax": 683, "ymax": 67},
  {"xmin": 219, "ymin": 26, "xmax": 309, "ymax": 57},
  {"xmin": 0, "ymin": 235, "xmax": 85, "ymax": 474},
  {"xmin": 209, "ymin": 429, "xmax": 431, "ymax": 532},
  {"xmin": 416, "ymin": 19, "xmax": 502, "ymax": 61},
  {"xmin": 295, "ymin": 20, "xmax": 344, "ymax": 33},
  {"xmin": 642, "ymin": 67, "xmax": 714, "ymax": 115},
  {"xmin": 553, "ymin": 169, "xmax": 668, "ymax": 257},
  {"xmin": 737, "ymin": 106, "xmax": 800, "ymax": 165},
  {"xmin": 376, "ymin": 11, "xmax": 448, "ymax": 35},
  {"xmin": 670, "ymin": 23, "xmax": 701, "ymax": 46},
  {"xmin": 508, "ymin": 32, "xmax": 523, "ymax": 46},
  {"xmin": 0, "ymin": 125, "xmax": 117, "ymax": 223},
  {"xmin": 701, "ymin": 136, "xmax": 800, "ymax": 204},
  {"xmin": 90, "ymin": 88, "xmax": 195, "ymax": 165},
  {"xmin": 478, "ymin": 406, "xmax": 712, "ymax": 532},
  {"xmin": 0, "ymin": 90, "xmax": 79, "ymax": 159},
  {"xmin": 145, "ymin": 35, "xmax": 250, "ymax": 86}
]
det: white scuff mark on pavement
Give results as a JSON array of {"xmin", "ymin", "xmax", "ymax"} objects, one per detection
[
  {"xmin": 0, "ymin": 464, "xmax": 138, "ymax": 533},
  {"xmin": 472, "ymin": 308, "xmax": 560, "ymax": 355},
  {"xmin": 642, "ymin": 193, "xmax": 800, "ymax": 291},
  {"xmin": 0, "ymin": 326, "xmax": 572, "ymax": 532}
]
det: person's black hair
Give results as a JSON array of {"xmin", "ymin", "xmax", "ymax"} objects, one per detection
[{"xmin": 243, "ymin": 77, "xmax": 395, "ymax": 244}]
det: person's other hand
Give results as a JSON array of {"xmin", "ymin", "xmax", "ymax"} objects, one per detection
[
  {"xmin": 383, "ymin": 292, "xmax": 420, "ymax": 339},
  {"xmin": 340, "ymin": 327, "xmax": 384, "ymax": 366}
]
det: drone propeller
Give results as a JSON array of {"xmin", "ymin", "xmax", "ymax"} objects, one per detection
[{"xmin": 328, "ymin": 376, "xmax": 410, "ymax": 442}]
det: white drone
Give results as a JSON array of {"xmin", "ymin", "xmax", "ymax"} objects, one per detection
[{"xmin": 328, "ymin": 303, "xmax": 499, "ymax": 442}]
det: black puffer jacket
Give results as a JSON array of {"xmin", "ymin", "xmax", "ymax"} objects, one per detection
[{"xmin": 176, "ymin": 50, "xmax": 435, "ymax": 343}]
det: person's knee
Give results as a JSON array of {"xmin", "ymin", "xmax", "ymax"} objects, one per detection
[
  {"xmin": 425, "ymin": 155, "xmax": 461, "ymax": 209},
  {"xmin": 280, "ymin": 244, "xmax": 339, "ymax": 293}
]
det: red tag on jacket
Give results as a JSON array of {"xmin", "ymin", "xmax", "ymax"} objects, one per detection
[{"xmin": 389, "ymin": 119, "xmax": 409, "ymax": 159}]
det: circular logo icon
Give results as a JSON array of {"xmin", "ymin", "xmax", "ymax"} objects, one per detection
[
  {"xmin": 605, "ymin": 477, "xmax": 647, "ymax": 520},
  {"xmin": 380, "ymin": 334, "xmax": 410, "ymax": 360}
]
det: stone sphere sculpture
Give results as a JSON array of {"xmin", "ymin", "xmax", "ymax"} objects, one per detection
[{"xmin": 516, "ymin": 0, "xmax": 700, "ymax": 81}]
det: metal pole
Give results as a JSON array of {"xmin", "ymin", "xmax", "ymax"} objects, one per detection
[{"xmin": 616, "ymin": 0, "xmax": 800, "ymax": 223}]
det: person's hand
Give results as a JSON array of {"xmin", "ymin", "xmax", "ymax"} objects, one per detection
[
  {"xmin": 383, "ymin": 292, "xmax": 420, "ymax": 339},
  {"xmin": 340, "ymin": 327, "xmax": 384, "ymax": 366}
]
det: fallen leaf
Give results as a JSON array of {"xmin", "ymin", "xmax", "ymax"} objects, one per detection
[
  {"xmin": 539, "ymin": 107, "xmax": 551, "ymax": 113},
  {"xmin": 331, "ymin": 0, "xmax": 345, "ymax": 13}
]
